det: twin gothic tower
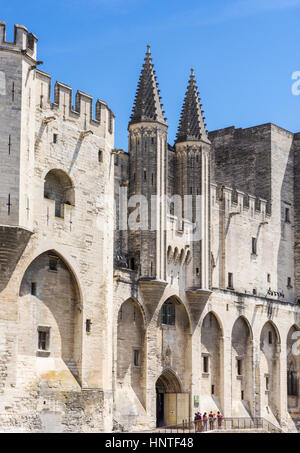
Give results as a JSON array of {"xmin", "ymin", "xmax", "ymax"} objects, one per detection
[{"xmin": 126, "ymin": 46, "xmax": 211, "ymax": 290}]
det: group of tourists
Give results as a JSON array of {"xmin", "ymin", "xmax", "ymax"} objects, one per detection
[{"xmin": 194, "ymin": 411, "xmax": 223, "ymax": 432}]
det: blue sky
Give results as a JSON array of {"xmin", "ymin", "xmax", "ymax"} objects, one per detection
[{"xmin": 2, "ymin": 0, "xmax": 300, "ymax": 149}]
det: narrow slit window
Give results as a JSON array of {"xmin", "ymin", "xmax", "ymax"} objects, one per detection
[
  {"xmin": 266, "ymin": 375, "xmax": 269, "ymax": 390},
  {"xmin": 285, "ymin": 208, "xmax": 290, "ymax": 223},
  {"xmin": 203, "ymin": 356, "xmax": 208, "ymax": 373},
  {"xmin": 288, "ymin": 277, "xmax": 292, "ymax": 288},
  {"xmin": 53, "ymin": 134, "xmax": 57, "ymax": 144},
  {"xmin": 268, "ymin": 331, "xmax": 272, "ymax": 345},
  {"xmin": 133, "ymin": 350, "xmax": 140, "ymax": 366},
  {"xmin": 252, "ymin": 237, "xmax": 257, "ymax": 255},
  {"xmin": 237, "ymin": 359, "xmax": 242, "ymax": 376},
  {"xmin": 98, "ymin": 150, "xmax": 103, "ymax": 162},
  {"xmin": 228, "ymin": 272, "xmax": 233, "ymax": 289},
  {"xmin": 31, "ymin": 282, "xmax": 37, "ymax": 296},
  {"xmin": 211, "ymin": 385, "xmax": 215, "ymax": 395}
]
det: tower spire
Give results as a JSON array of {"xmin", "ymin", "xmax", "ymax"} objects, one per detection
[
  {"xmin": 175, "ymin": 68, "xmax": 209, "ymax": 143},
  {"xmin": 129, "ymin": 45, "xmax": 167, "ymax": 126}
]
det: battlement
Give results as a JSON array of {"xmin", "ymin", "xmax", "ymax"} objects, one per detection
[
  {"xmin": 0, "ymin": 22, "xmax": 38, "ymax": 59},
  {"xmin": 36, "ymin": 70, "xmax": 115, "ymax": 135},
  {"xmin": 211, "ymin": 184, "xmax": 270, "ymax": 219}
]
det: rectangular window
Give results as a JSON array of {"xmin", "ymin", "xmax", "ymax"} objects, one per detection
[
  {"xmin": 211, "ymin": 385, "xmax": 215, "ymax": 395},
  {"xmin": 98, "ymin": 150, "xmax": 103, "ymax": 163},
  {"xmin": 133, "ymin": 350, "xmax": 140, "ymax": 366},
  {"xmin": 241, "ymin": 390, "xmax": 244, "ymax": 400},
  {"xmin": 38, "ymin": 327, "xmax": 50, "ymax": 351},
  {"xmin": 203, "ymin": 356, "xmax": 208, "ymax": 373},
  {"xmin": 53, "ymin": 134, "xmax": 57, "ymax": 144},
  {"xmin": 49, "ymin": 257, "xmax": 58, "ymax": 271},
  {"xmin": 228, "ymin": 273, "xmax": 233, "ymax": 289},
  {"xmin": 31, "ymin": 282, "xmax": 37, "ymax": 296},
  {"xmin": 287, "ymin": 277, "xmax": 292, "ymax": 288},
  {"xmin": 267, "ymin": 273, "xmax": 271, "ymax": 283},
  {"xmin": 161, "ymin": 302, "xmax": 175, "ymax": 326},
  {"xmin": 252, "ymin": 237, "xmax": 257, "ymax": 255}
]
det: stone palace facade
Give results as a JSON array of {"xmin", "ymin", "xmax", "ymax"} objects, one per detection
[{"xmin": 0, "ymin": 22, "xmax": 300, "ymax": 432}]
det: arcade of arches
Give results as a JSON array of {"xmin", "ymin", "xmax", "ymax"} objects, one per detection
[{"xmin": 114, "ymin": 298, "xmax": 300, "ymax": 430}]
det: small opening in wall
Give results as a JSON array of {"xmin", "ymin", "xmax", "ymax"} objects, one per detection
[
  {"xmin": 266, "ymin": 375, "xmax": 269, "ymax": 390},
  {"xmin": 53, "ymin": 134, "xmax": 58, "ymax": 144},
  {"xmin": 144, "ymin": 170, "xmax": 147, "ymax": 181},
  {"xmin": 48, "ymin": 256, "xmax": 58, "ymax": 272},
  {"xmin": 285, "ymin": 208, "xmax": 290, "ymax": 223},
  {"xmin": 252, "ymin": 237, "xmax": 257, "ymax": 255},
  {"xmin": 228, "ymin": 273, "xmax": 233, "ymax": 289},
  {"xmin": 203, "ymin": 356, "xmax": 208, "ymax": 373},
  {"xmin": 196, "ymin": 268, "xmax": 200, "ymax": 275},
  {"xmin": 129, "ymin": 258, "xmax": 135, "ymax": 271},
  {"xmin": 267, "ymin": 273, "xmax": 271, "ymax": 283},
  {"xmin": 268, "ymin": 331, "xmax": 272, "ymax": 345},
  {"xmin": 133, "ymin": 350, "xmax": 140, "ymax": 366},
  {"xmin": 226, "ymin": 304, "xmax": 229, "ymax": 311},
  {"xmin": 86, "ymin": 319, "xmax": 92, "ymax": 333},
  {"xmin": 252, "ymin": 288, "xmax": 257, "ymax": 296},
  {"xmin": 241, "ymin": 390, "xmax": 244, "ymax": 400},
  {"xmin": 38, "ymin": 328, "xmax": 50, "ymax": 351},
  {"xmin": 211, "ymin": 385, "xmax": 215, "ymax": 395},
  {"xmin": 151, "ymin": 173, "xmax": 154, "ymax": 186},
  {"xmin": 237, "ymin": 359, "xmax": 242, "ymax": 376},
  {"xmin": 31, "ymin": 282, "xmax": 37, "ymax": 296},
  {"xmin": 287, "ymin": 277, "xmax": 292, "ymax": 288},
  {"xmin": 98, "ymin": 150, "xmax": 103, "ymax": 163}
]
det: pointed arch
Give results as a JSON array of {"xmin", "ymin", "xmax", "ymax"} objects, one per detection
[
  {"xmin": 116, "ymin": 297, "xmax": 146, "ymax": 409},
  {"xmin": 18, "ymin": 249, "xmax": 82, "ymax": 382},
  {"xmin": 156, "ymin": 368, "xmax": 183, "ymax": 393}
]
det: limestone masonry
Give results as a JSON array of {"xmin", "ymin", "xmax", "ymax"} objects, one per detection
[{"xmin": 0, "ymin": 22, "xmax": 300, "ymax": 433}]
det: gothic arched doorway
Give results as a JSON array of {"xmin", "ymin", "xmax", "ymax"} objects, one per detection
[{"xmin": 156, "ymin": 369, "xmax": 188, "ymax": 427}]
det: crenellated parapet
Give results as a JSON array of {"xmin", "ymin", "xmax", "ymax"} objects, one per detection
[
  {"xmin": 211, "ymin": 183, "xmax": 270, "ymax": 220},
  {"xmin": 0, "ymin": 22, "xmax": 38, "ymax": 60},
  {"xmin": 36, "ymin": 70, "xmax": 115, "ymax": 138}
]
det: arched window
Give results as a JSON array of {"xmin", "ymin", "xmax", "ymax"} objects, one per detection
[
  {"xmin": 44, "ymin": 169, "xmax": 74, "ymax": 218},
  {"xmin": 288, "ymin": 362, "xmax": 298, "ymax": 396}
]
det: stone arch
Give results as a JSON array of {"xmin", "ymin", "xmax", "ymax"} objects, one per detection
[
  {"xmin": 173, "ymin": 247, "xmax": 179, "ymax": 263},
  {"xmin": 156, "ymin": 368, "xmax": 184, "ymax": 427},
  {"xmin": 167, "ymin": 246, "xmax": 173, "ymax": 263},
  {"xmin": 156, "ymin": 368, "xmax": 183, "ymax": 393},
  {"xmin": 287, "ymin": 325, "xmax": 300, "ymax": 415},
  {"xmin": 44, "ymin": 169, "xmax": 75, "ymax": 218},
  {"xmin": 116, "ymin": 298, "xmax": 146, "ymax": 409},
  {"xmin": 200, "ymin": 311, "xmax": 223, "ymax": 412},
  {"xmin": 231, "ymin": 316, "xmax": 253, "ymax": 416},
  {"xmin": 179, "ymin": 249, "xmax": 185, "ymax": 264},
  {"xmin": 159, "ymin": 295, "xmax": 192, "ymax": 407},
  {"xmin": 18, "ymin": 250, "xmax": 82, "ymax": 382},
  {"xmin": 260, "ymin": 321, "xmax": 281, "ymax": 422}
]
